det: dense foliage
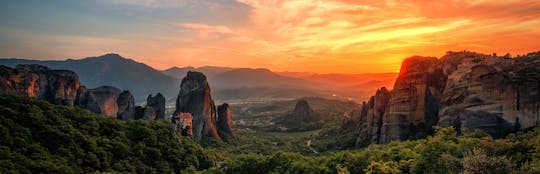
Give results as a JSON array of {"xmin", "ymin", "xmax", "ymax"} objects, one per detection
[
  {"xmin": 210, "ymin": 127, "xmax": 540, "ymax": 174},
  {"xmin": 1, "ymin": 93, "xmax": 540, "ymax": 173},
  {"xmin": 0, "ymin": 93, "xmax": 214, "ymax": 173}
]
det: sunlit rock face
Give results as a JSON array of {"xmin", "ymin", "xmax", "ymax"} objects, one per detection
[
  {"xmin": 0, "ymin": 64, "xmax": 80, "ymax": 106},
  {"xmin": 172, "ymin": 112, "xmax": 194, "ymax": 137},
  {"xmin": 217, "ymin": 103, "xmax": 237, "ymax": 143},
  {"xmin": 379, "ymin": 56, "xmax": 446, "ymax": 143},
  {"xmin": 75, "ymin": 86, "xmax": 121, "ymax": 117},
  {"xmin": 174, "ymin": 71, "xmax": 222, "ymax": 142},
  {"xmin": 357, "ymin": 51, "xmax": 540, "ymax": 144}
]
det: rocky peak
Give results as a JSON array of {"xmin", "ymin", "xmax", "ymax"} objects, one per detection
[
  {"xmin": 356, "ymin": 50, "xmax": 540, "ymax": 145},
  {"xmin": 142, "ymin": 93, "xmax": 166, "ymax": 120},
  {"xmin": 356, "ymin": 87, "xmax": 391, "ymax": 146},
  {"xmin": 217, "ymin": 103, "xmax": 237, "ymax": 143},
  {"xmin": 174, "ymin": 71, "xmax": 222, "ymax": 142},
  {"xmin": 117, "ymin": 90, "xmax": 136, "ymax": 120},
  {"xmin": 75, "ymin": 86, "xmax": 121, "ymax": 117},
  {"xmin": 293, "ymin": 99, "xmax": 315, "ymax": 124}
]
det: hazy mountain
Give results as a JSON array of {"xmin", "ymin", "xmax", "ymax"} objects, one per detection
[
  {"xmin": 162, "ymin": 66, "xmax": 234, "ymax": 79},
  {"xmin": 0, "ymin": 54, "xmax": 179, "ymax": 101},
  {"xmin": 210, "ymin": 68, "xmax": 314, "ymax": 89}
]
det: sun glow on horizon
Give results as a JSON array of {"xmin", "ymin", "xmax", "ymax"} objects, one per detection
[{"xmin": 0, "ymin": 0, "xmax": 539, "ymax": 73}]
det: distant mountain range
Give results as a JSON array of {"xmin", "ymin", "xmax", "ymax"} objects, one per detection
[
  {"xmin": 0, "ymin": 54, "xmax": 179, "ymax": 101},
  {"xmin": 0, "ymin": 54, "xmax": 397, "ymax": 102}
]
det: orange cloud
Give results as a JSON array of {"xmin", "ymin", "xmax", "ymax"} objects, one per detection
[{"xmin": 147, "ymin": 0, "xmax": 538, "ymax": 73}]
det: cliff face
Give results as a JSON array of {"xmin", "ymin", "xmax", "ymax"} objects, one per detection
[
  {"xmin": 357, "ymin": 51, "xmax": 540, "ymax": 144},
  {"xmin": 75, "ymin": 86, "xmax": 121, "ymax": 117},
  {"xmin": 438, "ymin": 52, "xmax": 540, "ymax": 137},
  {"xmin": 356, "ymin": 87, "xmax": 391, "ymax": 146},
  {"xmin": 0, "ymin": 64, "xmax": 169, "ymax": 121},
  {"xmin": 379, "ymin": 56, "xmax": 446, "ymax": 142},
  {"xmin": 0, "ymin": 64, "xmax": 80, "ymax": 106},
  {"xmin": 217, "ymin": 103, "xmax": 237, "ymax": 143},
  {"xmin": 174, "ymin": 71, "xmax": 222, "ymax": 142}
]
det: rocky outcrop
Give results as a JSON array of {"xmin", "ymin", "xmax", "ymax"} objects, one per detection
[
  {"xmin": 174, "ymin": 71, "xmax": 222, "ymax": 142},
  {"xmin": 0, "ymin": 64, "xmax": 80, "ymax": 106},
  {"xmin": 143, "ymin": 93, "xmax": 166, "ymax": 120},
  {"xmin": 379, "ymin": 56, "xmax": 446, "ymax": 143},
  {"xmin": 117, "ymin": 90, "xmax": 136, "ymax": 120},
  {"xmin": 172, "ymin": 112, "xmax": 194, "ymax": 137},
  {"xmin": 0, "ymin": 64, "xmax": 170, "ymax": 121},
  {"xmin": 356, "ymin": 87, "xmax": 391, "ymax": 146},
  {"xmin": 356, "ymin": 51, "xmax": 540, "ymax": 144},
  {"xmin": 217, "ymin": 103, "xmax": 237, "ymax": 143},
  {"xmin": 290, "ymin": 100, "xmax": 315, "ymax": 125},
  {"xmin": 438, "ymin": 52, "xmax": 540, "ymax": 137},
  {"xmin": 75, "ymin": 86, "xmax": 121, "ymax": 117}
]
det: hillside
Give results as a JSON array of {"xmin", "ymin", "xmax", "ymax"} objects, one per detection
[
  {"xmin": 0, "ymin": 93, "xmax": 212, "ymax": 173},
  {"xmin": 0, "ymin": 54, "xmax": 179, "ymax": 100}
]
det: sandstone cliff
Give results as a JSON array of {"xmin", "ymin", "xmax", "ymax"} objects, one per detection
[
  {"xmin": 174, "ymin": 71, "xmax": 222, "ymax": 142},
  {"xmin": 0, "ymin": 64, "xmax": 80, "ymax": 106},
  {"xmin": 75, "ymin": 86, "xmax": 121, "ymax": 117},
  {"xmin": 357, "ymin": 51, "xmax": 540, "ymax": 144}
]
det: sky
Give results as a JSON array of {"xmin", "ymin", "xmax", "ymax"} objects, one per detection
[{"xmin": 0, "ymin": 0, "xmax": 539, "ymax": 73}]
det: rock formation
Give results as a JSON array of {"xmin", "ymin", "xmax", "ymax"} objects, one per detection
[
  {"xmin": 356, "ymin": 51, "xmax": 540, "ymax": 144},
  {"xmin": 174, "ymin": 71, "xmax": 222, "ymax": 142},
  {"xmin": 117, "ymin": 90, "xmax": 136, "ymax": 120},
  {"xmin": 0, "ymin": 64, "xmax": 169, "ymax": 121},
  {"xmin": 438, "ymin": 52, "xmax": 540, "ymax": 137},
  {"xmin": 217, "ymin": 103, "xmax": 237, "ymax": 143},
  {"xmin": 291, "ymin": 99, "xmax": 315, "ymax": 124},
  {"xmin": 379, "ymin": 56, "xmax": 446, "ymax": 142},
  {"xmin": 0, "ymin": 64, "xmax": 80, "ymax": 106},
  {"xmin": 75, "ymin": 86, "xmax": 121, "ymax": 117},
  {"xmin": 143, "ymin": 93, "xmax": 166, "ymax": 120},
  {"xmin": 356, "ymin": 87, "xmax": 391, "ymax": 146},
  {"xmin": 172, "ymin": 112, "xmax": 193, "ymax": 137}
]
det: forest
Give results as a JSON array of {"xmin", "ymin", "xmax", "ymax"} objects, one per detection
[{"xmin": 1, "ymin": 93, "xmax": 539, "ymax": 173}]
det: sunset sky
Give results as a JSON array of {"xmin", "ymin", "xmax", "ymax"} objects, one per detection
[{"xmin": 1, "ymin": 0, "xmax": 539, "ymax": 73}]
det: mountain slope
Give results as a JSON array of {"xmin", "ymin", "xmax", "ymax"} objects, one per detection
[
  {"xmin": 163, "ymin": 66, "xmax": 233, "ymax": 80},
  {"xmin": 0, "ymin": 54, "xmax": 179, "ymax": 100},
  {"xmin": 211, "ymin": 68, "xmax": 313, "ymax": 89}
]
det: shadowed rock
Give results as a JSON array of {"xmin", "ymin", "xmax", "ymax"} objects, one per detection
[
  {"xmin": 117, "ymin": 90, "xmax": 136, "ymax": 120},
  {"xmin": 143, "ymin": 93, "xmax": 166, "ymax": 120},
  {"xmin": 217, "ymin": 103, "xmax": 237, "ymax": 143}
]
